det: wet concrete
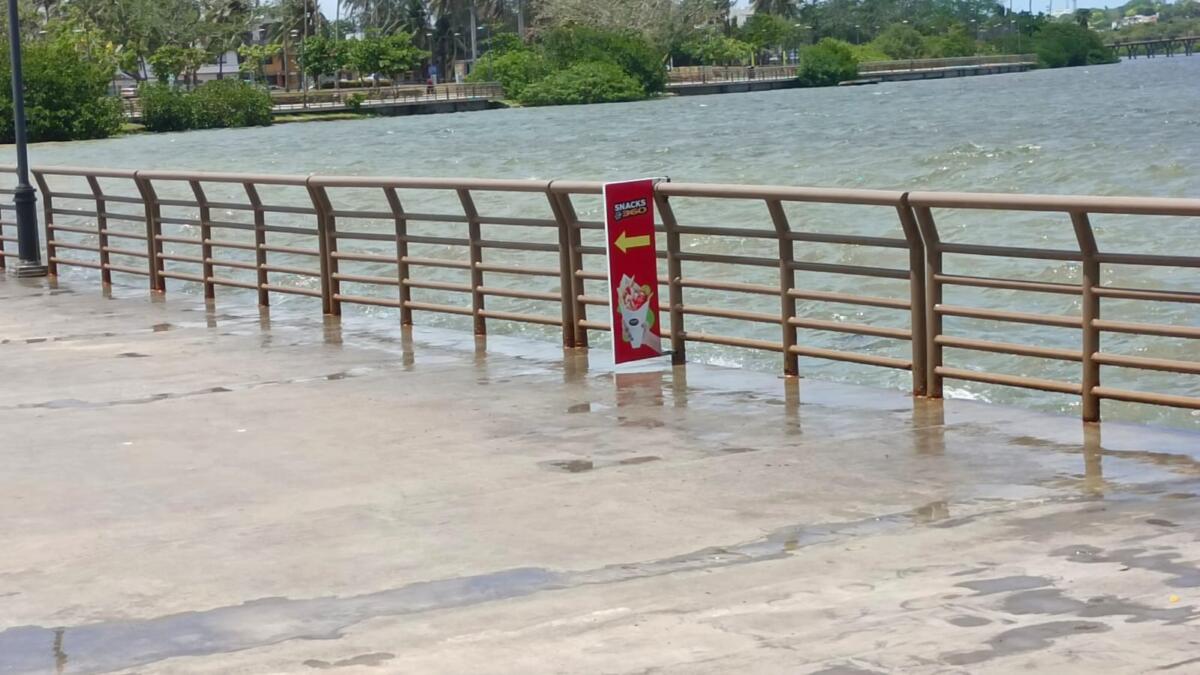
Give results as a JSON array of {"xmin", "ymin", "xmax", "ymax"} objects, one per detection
[{"xmin": 2, "ymin": 277, "xmax": 1200, "ymax": 673}]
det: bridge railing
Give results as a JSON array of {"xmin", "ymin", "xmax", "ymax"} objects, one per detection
[
  {"xmin": 13, "ymin": 164, "xmax": 1200, "ymax": 421},
  {"xmin": 667, "ymin": 65, "xmax": 798, "ymax": 85},
  {"xmin": 859, "ymin": 54, "xmax": 1038, "ymax": 73}
]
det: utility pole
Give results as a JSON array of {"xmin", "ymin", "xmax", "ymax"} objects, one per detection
[
  {"xmin": 516, "ymin": 0, "xmax": 525, "ymax": 37},
  {"xmin": 6, "ymin": 0, "xmax": 46, "ymax": 277},
  {"xmin": 470, "ymin": 4, "xmax": 478, "ymax": 63}
]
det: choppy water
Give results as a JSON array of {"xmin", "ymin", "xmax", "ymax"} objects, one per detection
[{"xmin": 7, "ymin": 57, "xmax": 1200, "ymax": 429}]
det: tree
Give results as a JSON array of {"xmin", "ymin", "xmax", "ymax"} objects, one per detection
[
  {"xmin": 1034, "ymin": 22, "xmax": 1116, "ymax": 67},
  {"xmin": 149, "ymin": 44, "xmax": 191, "ymax": 83},
  {"xmin": 682, "ymin": 33, "xmax": 753, "ymax": 64},
  {"xmin": 740, "ymin": 13, "xmax": 795, "ymax": 55},
  {"xmin": 346, "ymin": 32, "xmax": 427, "ymax": 82},
  {"xmin": 238, "ymin": 42, "xmax": 282, "ymax": 84},
  {"xmin": 752, "ymin": 0, "xmax": 797, "ymax": 18},
  {"xmin": 872, "ymin": 23, "xmax": 924, "ymax": 59},
  {"xmin": 299, "ymin": 35, "xmax": 347, "ymax": 84}
]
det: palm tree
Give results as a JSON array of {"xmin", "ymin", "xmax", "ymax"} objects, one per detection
[{"xmin": 752, "ymin": 0, "xmax": 797, "ymax": 18}]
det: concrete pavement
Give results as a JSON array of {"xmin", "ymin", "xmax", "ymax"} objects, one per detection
[{"xmin": 1, "ymin": 276, "xmax": 1198, "ymax": 674}]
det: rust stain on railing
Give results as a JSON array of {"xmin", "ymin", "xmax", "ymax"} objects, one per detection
[{"xmin": 13, "ymin": 164, "xmax": 1200, "ymax": 422}]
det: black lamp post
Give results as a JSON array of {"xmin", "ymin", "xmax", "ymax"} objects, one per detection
[{"xmin": 7, "ymin": 0, "xmax": 46, "ymax": 277}]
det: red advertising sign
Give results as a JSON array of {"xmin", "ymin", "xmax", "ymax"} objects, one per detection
[{"xmin": 604, "ymin": 179, "xmax": 663, "ymax": 365}]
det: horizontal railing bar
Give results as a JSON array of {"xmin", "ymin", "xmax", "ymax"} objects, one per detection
[
  {"xmin": 478, "ymin": 286, "xmax": 561, "ymax": 302},
  {"xmin": 936, "ymin": 335, "xmax": 1081, "ymax": 361},
  {"xmin": 674, "ymin": 225, "xmax": 778, "ymax": 240},
  {"xmin": 478, "ymin": 216, "xmax": 559, "ymax": 228},
  {"xmin": 50, "ymin": 257, "xmax": 101, "ymax": 270},
  {"xmin": 787, "ymin": 344, "xmax": 912, "ymax": 370},
  {"xmin": 136, "ymin": 169, "xmax": 308, "ymax": 185},
  {"xmin": 35, "ymin": 165, "xmax": 138, "ymax": 178},
  {"xmin": 401, "ymin": 234, "xmax": 470, "ymax": 246},
  {"xmin": 934, "ymin": 273, "xmax": 1079, "ymax": 295},
  {"xmin": 47, "ymin": 240, "xmax": 97, "ymax": 253},
  {"xmin": 50, "ymin": 191, "xmax": 136, "ymax": 204},
  {"xmin": 1093, "ymin": 286, "xmax": 1200, "ymax": 304},
  {"xmin": 159, "ymin": 270, "xmax": 205, "ymax": 284},
  {"xmin": 788, "ymin": 317, "xmax": 911, "ymax": 340},
  {"xmin": 156, "ymin": 235, "xmax": 201, "ymax": 246},
  {"xmin": 575, "ymin": 270, "xmax": 606, "ymax": 281},
  {"xmin": 936, "ymin": 367, "xmax": 1082, "ymax": 394},
  {"xmin": 329, "ymin": 209, "xmax": 396, "ymax": 219},
  {"xmin": 331, "ymin": 250, "xmax": 394, "ymax": 263},
  {"xmin": 678, "ymin": 304, "xmax": 779, "ymax": 324},
  {"xmin": 787, "ymin": 288, "xmax": 910, "ymax": 309},
  {"xmin": 660, "ymin": 182, "xmax": 906, "ymax": 206},
  {"xmin": 403, "ymin": 279, "xmax": 472, "ymax": 293},
  {"xmin": 333, "ymin": 273, "xmax": 400, "ymax": 286},
  {"xmin": 577, "ymin": 294, "xmax": 607, "ymax": 306},
  {"xmin": 682, "ymin": 331, "xmax": 783, "ymax": 352},
  {"xmin": 262, "ymin": 284, "xmax": 322, "ymax": 298},
  {"xmin": 908, "ymin": 191, "xmax": 1200, "ymax": 216},
  {"xmin": 1093, "ymin": 352, "xmax": 1200, "ymax": 375},
  {"xmin": 105, "ymin": 263, "xmax": 151, "ymax": 276},
  {"xmin": 788, "ymin": 260, "xmax": 910, "ymax": 279},
  {"xmin": 679, "ymin": 278, "xmax": 778, "ymax": 296},
  {"xmin": 477, "ymin": 239, "xmax": 560, "ymax": 253},
  {"xmin": 208, "ymin": 258, "xmax": 258, "ymax": 271},
  {"xmin": 263, "ymin": 264, "xmax": 320, "ymax": 277},
  {"xmin": 1097, "ymin": 252, "xmax": 1200, "ymax": 269},
  {"xmin": 404, "ymin": 256, "xmax": 471, "ymax": 270},
  {"xmin": 938, "ymin": 242, "xmax": 1082, "ymax": 262},
  {"xmin": 159, "ymin": 253, "xmax": 204, "ymax": 265},
  {"xmin": 578, "ymin": 319, "xmax": 612, "ymax": 331},
  {"xmin": 208, "ymin": 276, "xmax": 258, "ymax": 290},
  {"xmin": 1093, "ymin": 319, "xmax": 1200, "ymax": 339},
  {"xmin": 314, "ymin": 176, "xmax": 551, "ymax": 191},
  {"xmin": 404, "ymin": 300, "xmax": 474, "ymax": 316},
  {"xmin": 477, "ymin": 309, "xmax": 562, "ymax": 326},
  {"xmin": 102, "ymin": 246, "xmax": 148, "ymax": 258},
  {"xmin": 47, "ymin": 224, "xmax": 98, "ymax": 235},
  {"xmin": 788, "ymin": 231, "xmax": 909, "ymax": 249},
  {"xmin": 677, "ymin": 251, "xmax": 779, "ymax": 268},
  {"xmin": 203, "ymin": 238, "xmax": 257, "ymax": 251},
  {"xmin": 260, "ymin": 243, "xmax": 319, "ymax": 256},
  {"xmin": 99, "ymin": 230, "xmax": 148, "ymax": 242},
  {"xmin": 335, "ymin": 294, "xmax": 402, "ymax": 309},
  {"xmin": 1092, "ymin": 386, "xmax": 1200, "ymax": 410},
  {"xmin": 333, "ymin": 231, "xmax": 394, "ymax": 242},
  {"xmin": 262, "ymin": 224, "xmax": 318, "ymax": 237},
  {"xmin": 936, "ymin": 304, "xmax": 1082, "ymax": 328},
  {"xmin": 475, "ymin": 262, "xmax": 560, "ymax": 277}
]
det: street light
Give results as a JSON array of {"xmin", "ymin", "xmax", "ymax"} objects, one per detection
[
  {"xmin": 479, "ymin": 25, "xmax": 491, "ymax": 80},
  {"xmin": 6, "ymin": 0, "xmax": 45, "ymax": 276}
]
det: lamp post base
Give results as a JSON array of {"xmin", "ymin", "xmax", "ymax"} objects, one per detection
[{"xmin": 15, "ymin": 261, "xmax": 48, "ymax": 277}]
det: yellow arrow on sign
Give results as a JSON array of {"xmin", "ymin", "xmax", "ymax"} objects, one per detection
[{"xmin": 615, "ymin": 231, "xmax": 651, "ymax": 253}]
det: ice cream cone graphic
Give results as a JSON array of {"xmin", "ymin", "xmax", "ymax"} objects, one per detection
[
  {"xmin": 622, "ymin": 302, "xmax": 651, "ymax": 348},
  {"xmin": 616, "ymin": 274, "xmax": 660, "ymax": 353}
]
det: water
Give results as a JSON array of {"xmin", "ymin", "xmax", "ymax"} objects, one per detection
[{"xmin": 6, "ymin": 57, "xmax": 1200, "ymax": 429}]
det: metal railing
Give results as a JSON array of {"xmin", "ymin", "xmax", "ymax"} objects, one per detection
[
  {"xmin": 667, "ymin": 65, "xmax": 799, "ymax": 85},
  {"xmin": 16, "ymin": 164, "xmax": 1200, "ymax": 421},
  {"xmin": 858, "ymin": 54, "xmax": 1037, "ymax": 74},
  {"xmin": 0, "ymin": 166, "xmax": 17, "ymax": 270}
]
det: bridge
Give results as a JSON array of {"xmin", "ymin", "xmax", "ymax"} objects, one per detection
[{"xmin": 1108, "ymin": 35, "xmax": 1199, "ymax": 58}]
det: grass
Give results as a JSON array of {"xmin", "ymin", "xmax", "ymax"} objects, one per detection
[{"xmin": 273, "ymin": 112, "xmax": 374, "ymax": 124}]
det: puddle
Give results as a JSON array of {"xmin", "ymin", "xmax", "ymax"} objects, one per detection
[
  {"xmin": 117, "ymin": 352, "xmax": 151, "ymax": 358},
  {"xmin": 1050, "ymin": 544, "xmax": 1200, "ymax": 588},
  {"xmin": 956, "ymin": 575, "xmax": 1052, "ymax": 595},
  {"xmin": 539, "ymin": 456, "xmax": 662, "ymax": 473},
  {"xmin": 303, "ymin": 652, "xmax": 396, "ymax": 669},
  {"xmin": 940, "ymin": 621, "xmax": 1111, "ymax": 666}
]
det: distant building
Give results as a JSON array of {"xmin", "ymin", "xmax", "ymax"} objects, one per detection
[{"xmin": 1114, "ymin": 13, "xmax": 1160, "ymax": 29}]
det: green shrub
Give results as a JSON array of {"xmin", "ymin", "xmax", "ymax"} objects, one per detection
[
  {"xmin": 190, "ymin": 80, "xmax": 273, "ymax": 129},
  {"xmin": 139, "ymin": 82, "xmax": 196, "ymax": 132},
  {"xmin": 1034, "ymin": 23, "xmax": 1118, "ymax": 67},
  {"xmin": 797, "ymin": 39, "xmax": 859, "ymax": 87},
  {"xmin": 0, "ymin": 36, "xmax": 123, "ymax": 143},
  {"xmin": 922, "ymin": 24, "xmax": 977, "ymax": 58},
  {"xmin": 466, "ymin": 49, "xmax": 550, "ymax": 99},
  {"xmin": 518, "ymin": 61, "xmax": 646, "ymax": 106},
  {"xmin": 345, "ymin": 92, "xmax": 366, "ymax": 112},
  {"xmin": 540, "ymin": 26, "xmax": 667, "ymax": 94},
  {"xmin": 140, "ymin": 80, "xmax": 272, "ymax": 133}
]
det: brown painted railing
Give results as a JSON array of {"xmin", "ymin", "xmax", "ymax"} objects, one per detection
[
  {"xmin": 13, "ymin": 165, "xmax": 1200, "ymax": 422},
  {"xmin": 667, "ymin": 65, "xmax": 799, "ymax": 85},
  {"xmin": 858, "ymin": 54, "xmax": 1037, "ymax": 74}
]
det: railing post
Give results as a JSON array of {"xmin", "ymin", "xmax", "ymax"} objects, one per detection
[
  {"xmin": 86, "ymin": 176, "xmax": 112, "ymax": 287},
  {"xmin": 382, "ymin": 187, "xmax": 412, "ymax": 326},
  {"xmin": 457, "ymin": 188, "xmax": 487, "ymax": 335},
  {"xmin": 188, "ymin": 180, "xmax": 214, "ymax": 300},
  {"xmin": 134, "ymin": 172, "xmax": 164, "ymax": 292},
  {"xmin": 545, "ymin": 182, "xmax": 576, "ymax": 348},
  {"xmin": 32, "ymin": 170, "xmax": 54, "ymax": 277},
  {"xmin": 305, "ymin": 178, "xmax": 336, "ymax": 315},
  {"xmin": 913, "ymin": 205, "xmax": 943, "ymax": 398},
  {"xmin": 243, "ymin": 183, "xmax": 271, "ymax": 307},
  {"xmin": 1071, "ymin": 211, "xmax": 1101, "ymax": 423},
  {"xmin": 765, "ymin": 198, "xmax": 798, "ymax": 377},
  {"xmin": 896, "ymin": 199, "xmax": 928, "ymax": 397},
  {"xmin": 557, "ymin": 192, "xmax": 588, "ymax": 349},
  {"xmin": 655, "ymin": 189, "xmax": 685, "ymax": 365}
]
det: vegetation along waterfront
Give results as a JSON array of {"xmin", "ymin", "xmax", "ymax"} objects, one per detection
[{"xmin": 1, "ymin": 0, "xmax": 1192, "ymax": 142}]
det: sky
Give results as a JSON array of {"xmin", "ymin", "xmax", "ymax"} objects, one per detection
[{"xmin": 314, "ymin": 0, "xmax": 1140, "ymax": 23}]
